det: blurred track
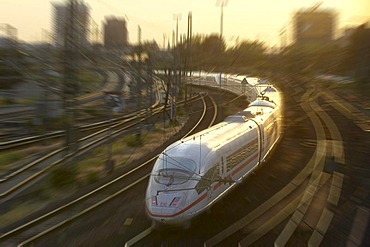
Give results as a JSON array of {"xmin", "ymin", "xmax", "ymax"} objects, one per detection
[
  {"xmin": 0, "ymin": 94, "xmax": 200, "ymax": 204},
  {"xmin": 205, "ymin": 83, "xmax": 345, "ymax": 246},
  {"xmin": 1, "ymin": 76, "xmax": 368, "ymax": 247},
  {"xmin": 0, "ymin": 94, "xmax": 217, "ymax": 246},
  {"xmin": 125, "ymin": 78, "xmax": 369, "ymax": 247}
]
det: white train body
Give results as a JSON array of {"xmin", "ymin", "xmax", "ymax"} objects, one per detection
[{"xmin": 145, "ymin": 81, "xmax": 282, "ymax": 227}]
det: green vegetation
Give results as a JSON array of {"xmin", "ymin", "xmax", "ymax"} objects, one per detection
[
  {"xmin": 17, "ymin": 99, "xmax": 37, "ymax": 106},
  {"xmin": 124, "ymin": 133, "xmax": 144, "ymax": 147},
  {"xmin": 77, "ymin": 157, "xmax": 103, "ymax": 185},
  {"xmin": 145, "ymin": 23, "xmax": 369, "ymax": 90},
  {"xmin": 86, "ymin": 171, "xmax": 100, "ymax": 184},
  {"xmin": 0, "ymin": 202, "xmax": 42, "ymax": 227},
  {"xmin": 0, "ymin": 98, "xmax": 14, "ymax": 106},
  {"xmin": 78, "ymin": 69, "xmax": 102, "ymax": 93},
  {"xmin": 0, "ymin": 150, "xmax": 23, "ymax": 169},
  {"xmin": 93, "ymin": 146, "xmax": 105, "ymax": 156},
  {"xmin": 176, "ymin": 105, "xmax": 186, "ymax": 117},
  {"xmin": 49, "ymin": 165, "xmax": 78, "ymax": 188},
  {"xmin": 0, "ymin": 48, "xmax": 26, "ymax": 89}
]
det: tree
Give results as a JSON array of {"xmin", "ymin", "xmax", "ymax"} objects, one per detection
[
  {"xmin": 226, "ymin": 40, "xmax": 267, "ymax": 71},
  {"xmin": 201, "ymin": 35, "xmax": 226, "ymax": 69}
]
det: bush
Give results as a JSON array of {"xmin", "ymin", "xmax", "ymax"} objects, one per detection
[
  {"xmin": 176, "ymin": 106, "xmax": 186, "ymax": 117},
  {"xmin": 124, "ymin": 134, "xmax": 143, "ymax": 147},
  {"xmin": 49, "ymin": 165, "xmax": 78, "ymax": 188},
  {"xmin": 0, "ymin": 151, "xmax": 23, "ymax": 167},
  {"xmin": 86, "ymin": 171, "xmax": 99, "ymax": 185}
]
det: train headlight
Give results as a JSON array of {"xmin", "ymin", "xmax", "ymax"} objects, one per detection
[
  {"xmin": 151, "ymin": 196, "xmax": 158, "ymax": 205},
  {"xmin": 170, "ymin": 197, "xmax": 181, "ymax": 207}
]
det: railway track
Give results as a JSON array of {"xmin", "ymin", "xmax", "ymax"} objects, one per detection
[
  {"xmin": 0, "ymin": 94, "xmax": 203, "ymax": 204},
  {"xmin": 208, "ymin": 79, "xmax": 361, "ymax": 247},
  {"xmin": 0, "ymin": 94, "xmax": 218, "ymax": 246},
  {"xmin": 2, "ymin": 77, "xmax": 365, "ymax": 246},
  {"xmin": 121, "ymin": 77, "xmax": 361, "ymax": 247},
  {"xmin": 0, "ymin": 99, "xmax": 155, "ymax": 151},
  {"xmin": 202, "ymin": 83, "xmax": 346, "ymax": 246},
  {"xmin": 0, "ymin": 69, "xmax": 138, "ymax": 150},
  {"xmin": 0, "ymin": 75, "xmax": 164, "ymax": 201},
  {"xmin": 0, "ymin": 103, "xmax": 163, "ymax": 150}
]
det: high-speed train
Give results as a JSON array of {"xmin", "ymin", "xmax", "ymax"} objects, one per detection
[{"xmin": 145, "ymin": 79, "xmax": 283, "ymax": 228}]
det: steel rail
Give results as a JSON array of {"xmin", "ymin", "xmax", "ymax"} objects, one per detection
[
  {"xmin": 0, "ymin": 97, "xmax": 177, "ymax": 152},
  {"xmin": 0, "ymin": 76, "xmax": 163, "ymax": 151},
  {"xmin": 124, "ymin": 94, "xmax": 218, "ymax": 247},
  {"xmin": 0, "ymin": 99, "xmax": 198, "ymax": 200},
  {"xmin": 204, "ymin": 82, "xmax": 344, "ymax": 247},
  {"xmin": 0, "ymin": 95, "xmax": 215, "ymax": 246}
]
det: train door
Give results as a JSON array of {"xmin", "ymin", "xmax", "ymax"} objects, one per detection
[
  {"xmin": 258, "ymin": 124, "xmax": 262, "ymax": 164},
  {"xmin": 251, "ymin": 120, "xmax": 263, "ymax": 166},
  {"xmin": 219, "ymin": 156, "xmax": 226, "ymax": 179},
  {"xmin": 248, "ymin": 118, "xmax": 263, "ymax": 166}
]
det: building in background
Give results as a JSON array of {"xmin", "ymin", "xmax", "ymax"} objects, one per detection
[
  {"xmin": 52, "ymin": 1, "xmax": 90, "ymax": 47},
  {"xmin": 293, "ymin": 7, "xmax": 336, "ymax": 48},
  {"xmin": 336, "ymin": 27, "xmax": 357, "ymax": 48},
  {"xmin": 103, "ymin": 17, "xmax": 128, "ymax": 49}
]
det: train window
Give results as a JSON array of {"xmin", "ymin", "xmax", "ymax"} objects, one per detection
[
  {"xmin": 224, "ymin": 115, "xmax": 247, "ymax": 122},
  {"xmin": 263, "ymin": 87, "xmax": 277, "ymax": 92},
  {"xmin": 226, "ymin": 138, "xmax": 258, "ymax": 172},
  {"xmin": 153, "ymin": 156, "xmax": 197, "ymax": 185},
  {"xmin": 154, "ymin": 168, "xmax": 193, "ymax": 185},
  {"xmin": 249, "ymin": 100, "xmax": 276, "ymax": 108},
  {"xmin": 153, "ymin": 156, "xmax": 197, "ymax": 174}
]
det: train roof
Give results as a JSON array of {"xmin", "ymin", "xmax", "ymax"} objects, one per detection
[
  {"xmin": 158, "ymin": 81, "xmax": 282, "ymax": 173},
  {"xmin": 161, "ymin": 119, "xmax": 258, "ymax": 173}
]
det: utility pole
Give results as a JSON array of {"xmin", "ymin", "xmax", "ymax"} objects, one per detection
[
  {"xmin": 184, "ymin": 12, "xmax": 192, "ymax": 110},
  {"xmin": 136, "ymin": 25, "xmax": 142, "ymax": 110},
  {"xmin": 173, "ymin": 14, "xmax": 181, "ymax": 47},
  {"xmin": 146, "ymin": 57, "xmax": 153, "ymax": 129},
  {"xmin": 185, "ymin": 12, "xmax": 192, "ymax": 77},
  {"xmin": 136, "ymin": 25, "xmax": 143, "ymax": 139},
  {"xmin": 216, "ymin": 0, "xmax": 228, "ymax": 119},
  {"xmin": 173, "ymin": 14, "xmax": 182, "ymax": 109},
  {"xmin": 220, "ymin": 3, "xmax": 223, "ymax": 38},
  {"xmin": 217, "ymin": 0, "xmax": 229, "ymax": 39},
  {"xmin": 63, "ymin": 0, "xmax": 80, "ymax": 159}
]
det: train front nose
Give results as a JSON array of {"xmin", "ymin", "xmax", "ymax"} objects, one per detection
[{"xmin": 147, "ymin": 192, "xmax": 187, "ymax": 224}]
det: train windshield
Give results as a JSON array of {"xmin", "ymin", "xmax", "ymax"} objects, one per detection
[
  {"xmin": 249, "ymin": 100, "xmax": 276, "ymax": 108},
  {"xmin": 153, "ymin": 156, "xmax": 197, "ymax": 185}
]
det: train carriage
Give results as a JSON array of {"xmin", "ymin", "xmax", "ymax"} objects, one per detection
[{"xmin": 145, "ymin": 78, "xmax": 282, "ymax": 228}]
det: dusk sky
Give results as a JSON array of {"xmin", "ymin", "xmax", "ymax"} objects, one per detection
[{"xmin": 0, "ymin": 0, "xmax": 369, "ymax": 47}]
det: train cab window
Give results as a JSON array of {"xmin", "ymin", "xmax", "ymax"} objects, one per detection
[
  {"xmin": 155, "ymin": 168, "xmax": 193, "ymax": 185},
  {"xmin": 249, "ymin": 100, "xmax": 276, "ymax": 109},
  {"xmin": 153, "ymin": 156, "xmax": 197, "ymax": 185},
  {"xmin": 263, "ymin": 87, "xmax": 277, "ymax": 92},
  {"xmin": 224, "ymin": 115, "xmax": 248, "ymax": 123}
]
